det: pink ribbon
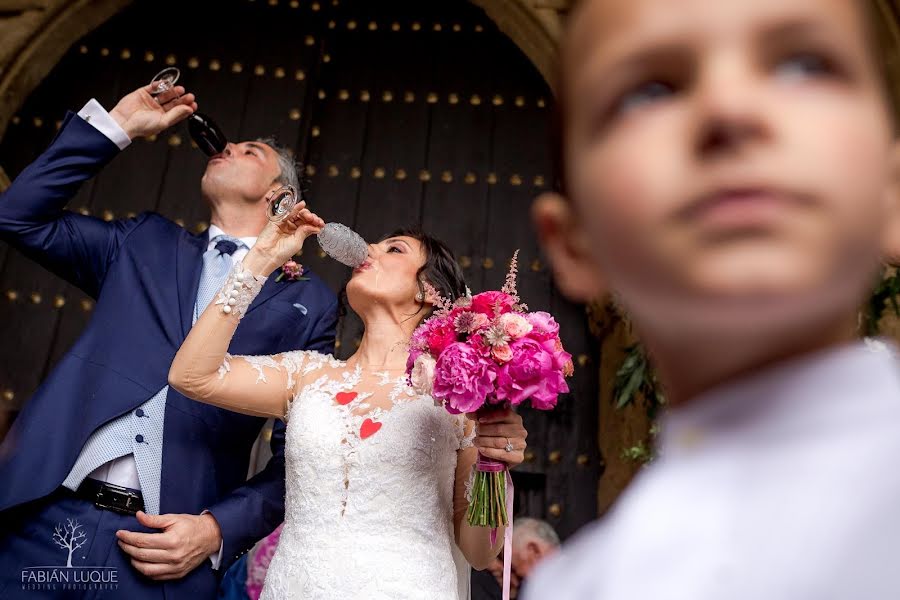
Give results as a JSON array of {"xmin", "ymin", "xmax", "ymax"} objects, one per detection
[
  {"xmin": 501, "ymin": 468, "xmax": 514, "ymax": 600},
  {"xmin": 475, "ymin": 455, "xmax": 514, "ymax": 600}
]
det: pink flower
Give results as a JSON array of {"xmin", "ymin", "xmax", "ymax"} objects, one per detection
[
  {"xmin": 470, "ymin": 291, "xmax": 516, "ymax": 317},
  {"xmin": 427, "ymin": 321, "xmax": 458, "ymax": 356},
  {"xmin": 499, "ymin": 313, "xmax": 532, "ymax": 339},
  {"xmin": 454, "ymin": 311, "xmax": 490, "ymax": 334},
  {"xmin": 525, "ymin": 311, "xmax": 560, "ymax": 340},
  {"xmin": 406, "ymin": 346, "xmax": 424, "ymax": 374},
  {"xmin": 409, "ymin": 354, "xmax": 437, "ymax": 395},
  {"xmin": 495, "ymin": 338, "xmax": 569, "ymax": 409},
  {"xmin": 491, "ymin": 343, "xmax": 514, "ymax": 364},
  {"xmin": 433, "ymin": 343, "xmax": 497, "ymax": 414},
  {"xmin": 282, "ymin": 260, "xmax": 303, "ymax": 279}
]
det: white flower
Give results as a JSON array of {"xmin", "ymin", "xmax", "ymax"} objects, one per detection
[
  {"xmin": 483, "ymin": 323, "xmax": 511, "ymax": 347},
  {"xmin": 499, "ymin": 313, "xmax": 533, "ymax": 339},
  {"xmin": 410, "ymin": 354, "xmax": 437, "ymax": 395}
]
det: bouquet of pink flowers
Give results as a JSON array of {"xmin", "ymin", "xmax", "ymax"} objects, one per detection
[{"xmin": 406, "ymin": 251, "xmax": 574, "ymax": 532}]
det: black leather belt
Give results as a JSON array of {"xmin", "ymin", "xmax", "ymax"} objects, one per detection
[{"xmin": 72, "ymin": 478, "xmax": 145, "ymax": 515}]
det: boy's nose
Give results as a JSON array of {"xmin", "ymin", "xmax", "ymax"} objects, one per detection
[{"xmin": 694, "ymin": 63, "xmax": 769, "ymax": 156}]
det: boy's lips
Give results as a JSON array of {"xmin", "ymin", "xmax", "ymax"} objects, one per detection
[{"xmin": 678, "ymin": 186, "xmax": 812, "ymax": 230}]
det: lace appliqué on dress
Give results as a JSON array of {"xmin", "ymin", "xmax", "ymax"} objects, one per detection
[{"xmin": 261, "ymin": 370, "xmax": 468, "ymax": 599}]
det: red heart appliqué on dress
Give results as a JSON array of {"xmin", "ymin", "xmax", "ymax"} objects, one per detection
[
  {"xmin": 359, "ymin": 418, "xmax": 382, "ymax": 439},
  {"xmin": 335, "ymin": 392, "xmax": 357, "ymax": 406}
]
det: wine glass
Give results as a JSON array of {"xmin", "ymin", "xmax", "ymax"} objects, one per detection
[
  {"xmin": 266, "ymin": 185, "xmax": 300, "ymax": 222},
  {"xmin": 149, "ymin": 67, "xmax": 180, "ymax": 100}
]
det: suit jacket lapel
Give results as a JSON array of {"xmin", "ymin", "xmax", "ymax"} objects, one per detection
[
  {"xmin": 176, "ymin": 229, "xmax": 208, "ymax": 338},
  {"xmin": 246, "ymin": 269, "xmax": 292, "ymax": 315}
]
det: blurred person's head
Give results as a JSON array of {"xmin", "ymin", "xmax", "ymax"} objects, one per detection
[
  {"xmin": 534, "ymin": 0, "xmax": 900, "ymax": 402},
  {"xmin": 511, "ymin": 518, "xmax": 560, "ymax": 579}
]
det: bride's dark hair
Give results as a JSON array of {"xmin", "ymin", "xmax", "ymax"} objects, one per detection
[{"xmin": 380, "ymin": 227, "xmax": 467, "ymax": 322}]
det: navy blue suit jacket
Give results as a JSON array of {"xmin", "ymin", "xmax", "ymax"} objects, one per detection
[{"xmin": 0, "ymin": 112, "xmax": 338, "ymax": 584}]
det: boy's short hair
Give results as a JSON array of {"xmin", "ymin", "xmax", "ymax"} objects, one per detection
[
  {"xmin": 552, "ymin": 0, "xmax": 900, "ymax": 192},
  {"xmin": 866, "ymin": 0, "xmax": 900, "ymax": 121}
]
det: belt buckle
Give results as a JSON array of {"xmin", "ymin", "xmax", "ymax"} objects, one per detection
[{"xmin": 95, "ymin": 483, "xmax": 142, "ymax": 514}]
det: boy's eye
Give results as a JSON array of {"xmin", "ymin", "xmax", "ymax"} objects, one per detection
[
  {"xmin": 613, "ymin": 80, "xmax": 676, "ymax": 116},
  {"xmin": 774, "ymin": 52, "xmax": 835, "ymax": 81}
]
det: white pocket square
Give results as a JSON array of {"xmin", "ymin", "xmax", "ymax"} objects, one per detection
[{"xmin": 292, "ymin": 303, "xmax": 308, "ymax": 315}]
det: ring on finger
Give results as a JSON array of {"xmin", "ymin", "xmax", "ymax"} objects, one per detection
[{"xmin": 505, "ymin": 438, "xmax": 514, "ymax": 453}]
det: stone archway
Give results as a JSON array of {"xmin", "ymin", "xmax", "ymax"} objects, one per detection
[
  {"xmin": 3, "ymin": 0, "xmax": 899, "ymax": 147},
  {"xmin": 0, "ymin": 0, "xmax": 566, "ymax": 148}
]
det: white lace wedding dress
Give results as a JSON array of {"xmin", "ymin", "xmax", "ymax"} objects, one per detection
[{"xmin": 244, "ymin": 350, "xmax": 473, "ymax": 600}]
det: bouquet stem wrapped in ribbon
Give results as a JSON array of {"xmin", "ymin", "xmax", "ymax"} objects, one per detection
[
  {"xmin": 407, "ymin": 251, "xmax": 574, "ymax": 600},
  {"xmin": 467, "ymin": 450, "xmax": 509, "ymax": 540}
]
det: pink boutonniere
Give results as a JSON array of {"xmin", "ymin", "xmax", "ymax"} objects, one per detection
[{"xmin": 275, "ymin": 259, "xmax": 309, "ymax": 282}]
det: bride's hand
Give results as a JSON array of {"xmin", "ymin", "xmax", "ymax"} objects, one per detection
[
  {"xmin": 244, "ymin": 200, "xmax": 325, "ymax": 276},
  {"xmin": 471, "ymin": 409, "xmax": 527, "ymax": 468}
]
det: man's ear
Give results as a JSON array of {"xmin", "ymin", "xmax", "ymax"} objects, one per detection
[
  {"xmin": 882, "ymin": 141, "xmax": 900, "ymax": 265},
  {"xmin": 532, "ymin": 192, "xmax": 605, "ymax": 302}
]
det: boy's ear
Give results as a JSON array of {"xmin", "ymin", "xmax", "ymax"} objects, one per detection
[
  {"xmin": 532, "ymin": 192, "xmax": 606, "ymax": 302},
  {"xmin": 881, "ymin": 141, "xmax": 900, "ymax": 265}
]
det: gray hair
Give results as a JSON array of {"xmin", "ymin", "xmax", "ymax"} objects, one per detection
[
  {"xmin": 513, "ymin": 518, "xmax": 560, "ymax": 548},
  {"xmin": 256, "ymin": 136, "xmax": 301, "ymax": 192}
]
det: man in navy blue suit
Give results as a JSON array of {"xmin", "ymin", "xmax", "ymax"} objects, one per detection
[{"xmin": 0, "ymin": 81, "xmax": 338, "ymax": 598}]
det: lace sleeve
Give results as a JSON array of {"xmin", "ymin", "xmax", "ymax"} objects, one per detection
[
  {"xmin": 169, "ymin": 261, "xmax": 301, "ymax": 420},
  {"xmin": 457, "ymin": 415, "xmax": 476, "ymax": 450}
]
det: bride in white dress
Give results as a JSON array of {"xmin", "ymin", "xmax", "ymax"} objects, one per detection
[{"xmin": 168, "ymin": 201, "xmax": 528, "ymax": 599}]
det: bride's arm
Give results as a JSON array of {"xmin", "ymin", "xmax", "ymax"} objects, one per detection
[
  {"xmin": 168, "ymin": 201, "xmax": 325, "ymax": 419},
  {"xmin": 453, "ymin": 410, "xmax": 528, "ymax": 570},
  {"xmin": 167, "ymin": 272, "xmax": 296, "ymax": 419}
]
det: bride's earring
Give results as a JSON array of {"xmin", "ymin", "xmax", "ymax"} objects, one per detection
[{"xmin": 415, "ymin": 291, "xmax": 424, "ymax": 302}]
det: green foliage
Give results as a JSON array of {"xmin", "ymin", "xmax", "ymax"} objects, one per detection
[
  {"xmin": 613, "ymin": 344, "xmax": 665, "ymax": 410},
  {"xmin": 612, "ymin": 343, "xmax": 665, "ymax": 464},
  {"xmin": 621, "ymin": 441, "xmax": 653, "ymax": 464},
  {"xmin": 864, "ymin": 268, "xmax": 900, "ymax": 336}
]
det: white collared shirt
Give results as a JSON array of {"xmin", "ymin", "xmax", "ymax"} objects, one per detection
[
  {"xmin": 206, "ymin": 224, "xmax": 257, "ymax": 261},
  {"xmin": 526, "ymin": 339, "xmax": 900, "ymax": 600}
]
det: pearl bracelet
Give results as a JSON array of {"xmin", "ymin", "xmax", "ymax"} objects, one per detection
[{"xmin": 214, "ymin": 262, "xmax": 267, "ymax": 318}]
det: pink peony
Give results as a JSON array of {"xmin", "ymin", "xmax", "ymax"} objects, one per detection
[
  {"xmin": 491, "ymin": 343, "xmax": 514, "ymax": 364},
  {"xmin": 409, "ymin": 354, "xmax": 437, "ymax": 395},
  {"xmin": 427, "ymin": 320, "xmax": 458, "ymax": 356},
  {"xmin": 499, "ymin": 313, "xmax": 533, "ymax": 339},
  {"xmin": 525, "ymin": 311, "xmax": 560, "ymax": 340},
  {"xmin": 413, "ymin": 317, "xmax": 458, "ymax": 356},
  {"xmin": 533, "ymin": 335, "xmax": 574, "ymax": 380},
  {"xmin": 495, "ymin": 338, "xmax": 569, "ymax": 409},
  {"xmin": 406, "ymin": 346, "xmax": 424, "ymax": 376},
  {"xmin": 432, "ymin": 343, "xmax": 497, "ymax": 414},
  {"xmin": 470, "ymin": 291, "xmax": 517, "ymax": 317}
]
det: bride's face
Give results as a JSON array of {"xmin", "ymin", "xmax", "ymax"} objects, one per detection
[{"xmin": 346, "ymin": 235, "xmax": 427, "ymax": 316}]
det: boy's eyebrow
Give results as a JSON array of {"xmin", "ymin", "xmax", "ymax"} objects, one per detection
[{"xmin": 756, "ymin": 18, "xmax": 837, "ymax": 44}]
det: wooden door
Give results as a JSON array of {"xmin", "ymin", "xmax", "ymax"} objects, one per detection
[{"xmin": 0, "ymin": 0, "xmax": 600, "ymax": 539}]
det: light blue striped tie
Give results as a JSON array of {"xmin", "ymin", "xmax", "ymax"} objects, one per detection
[{"xmin": 62, "ymin": 235, "xmax": 244, "ymax": 514}]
